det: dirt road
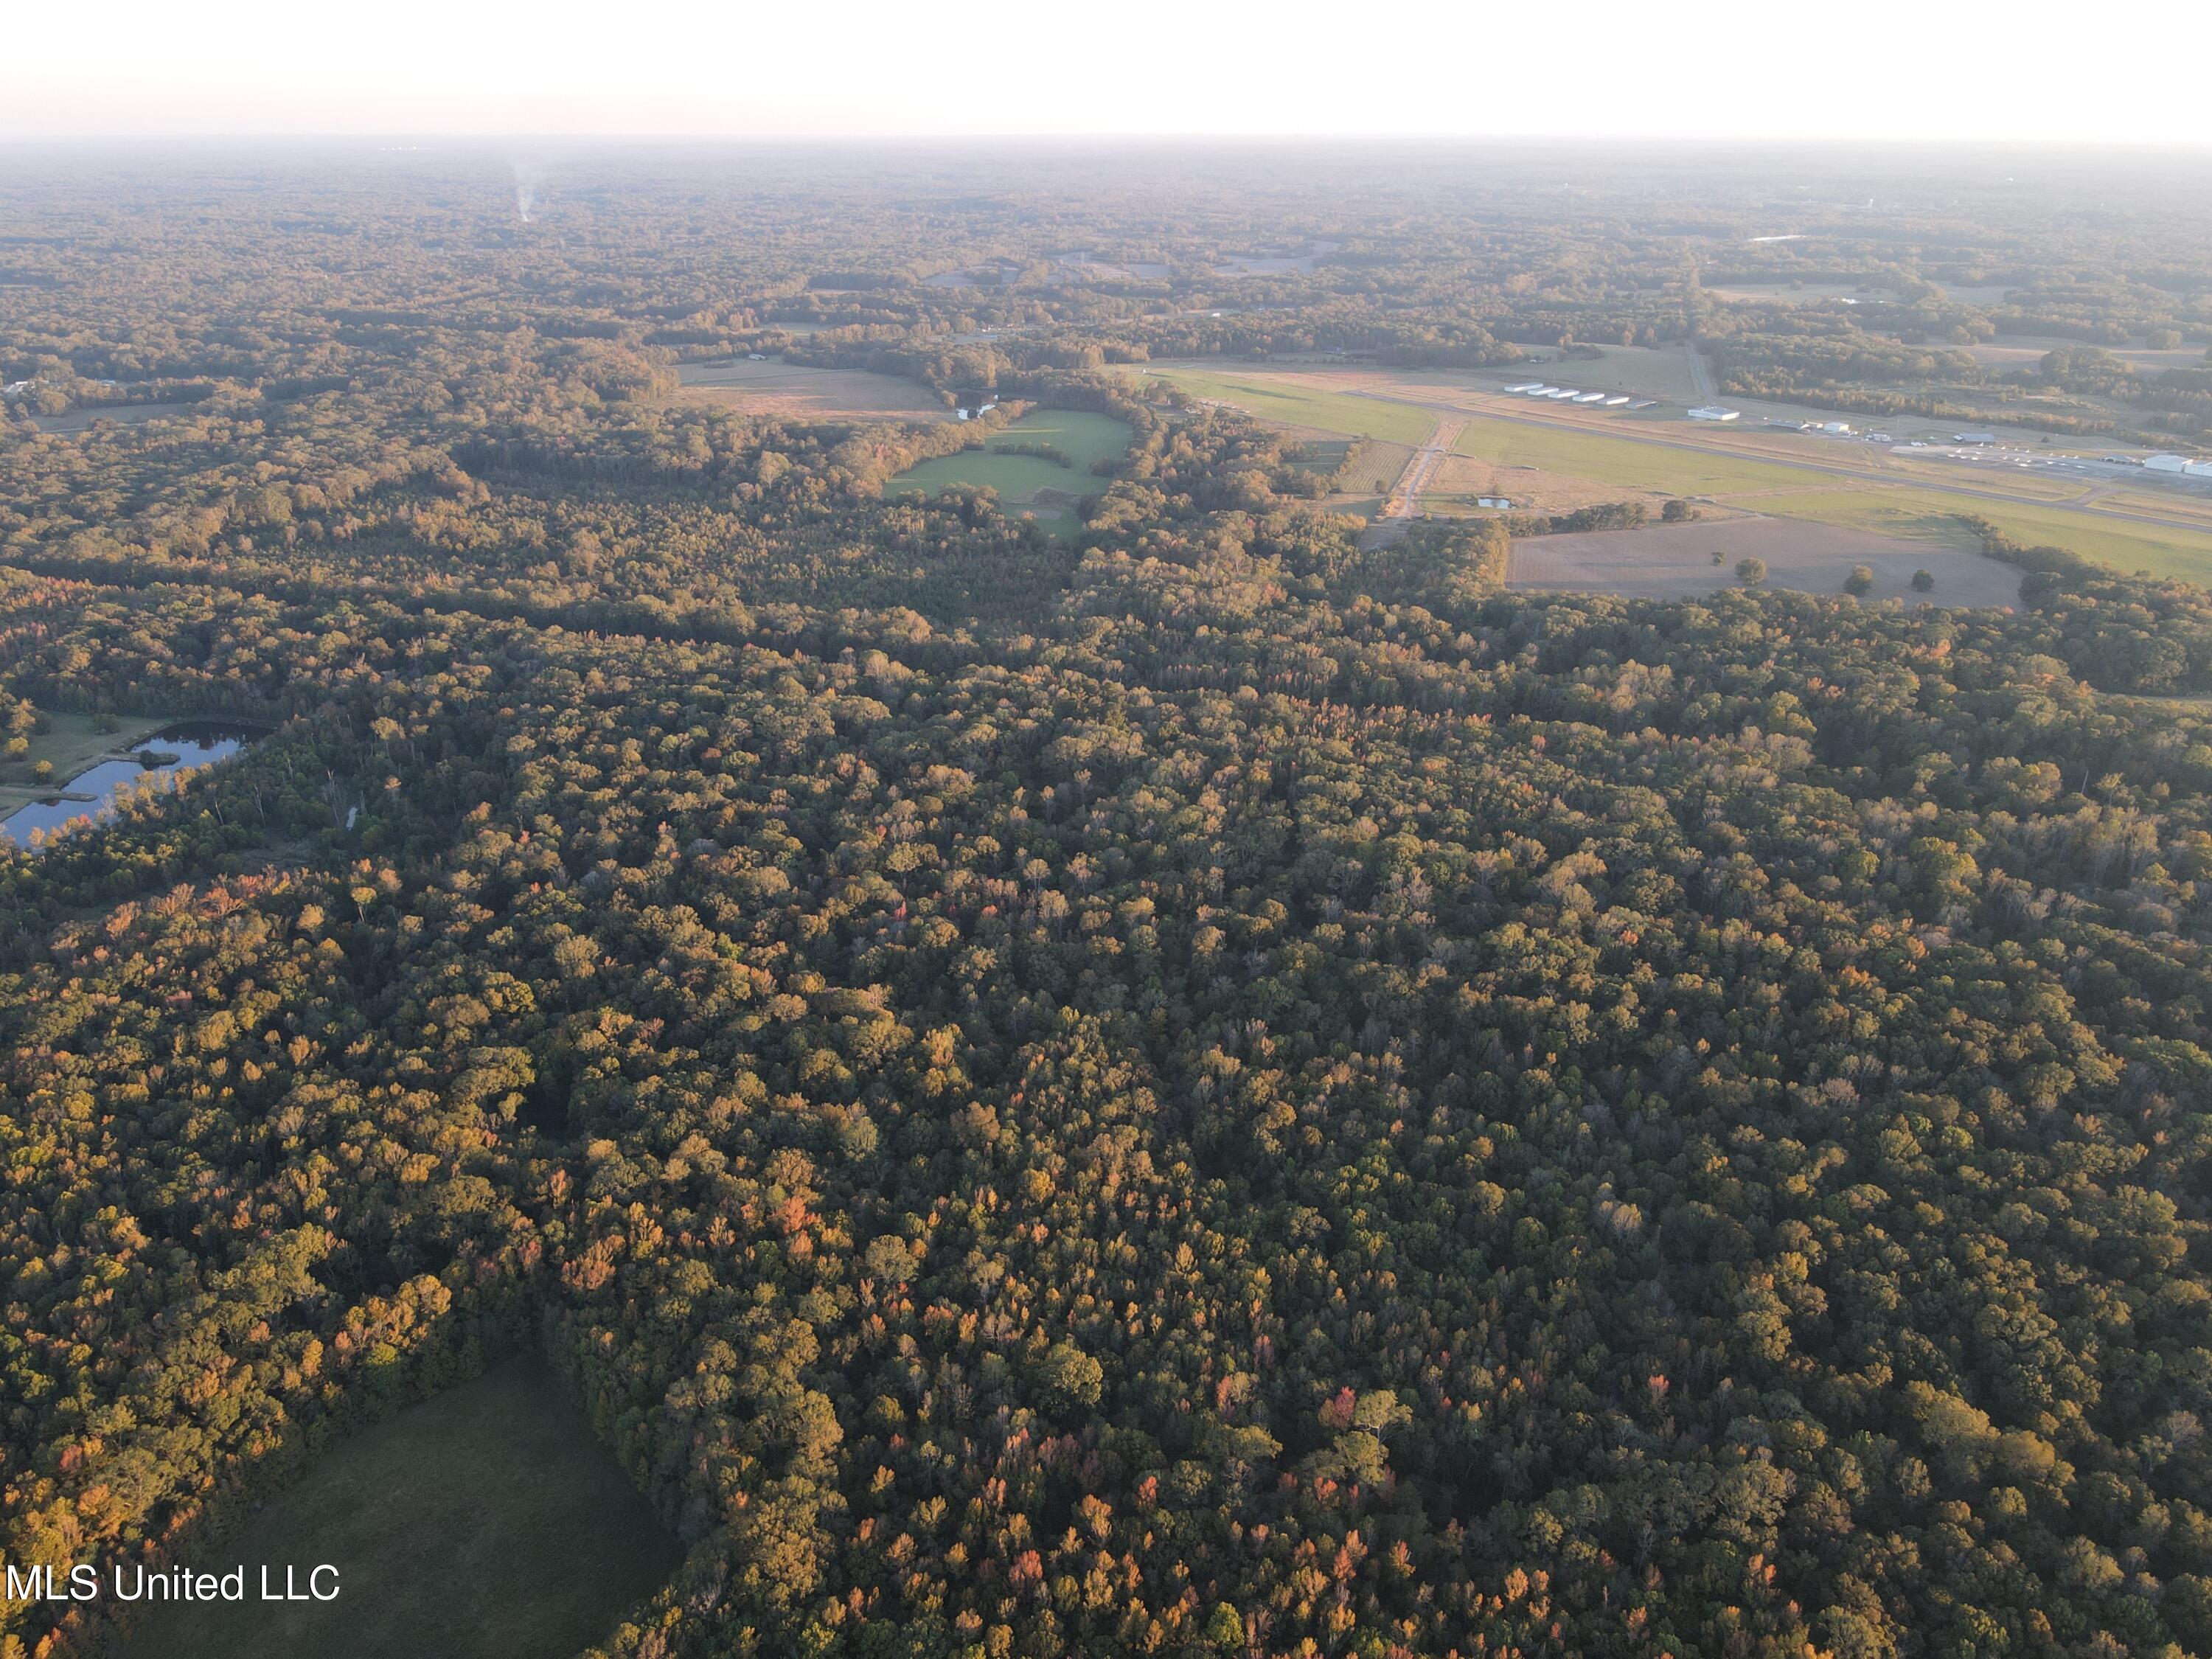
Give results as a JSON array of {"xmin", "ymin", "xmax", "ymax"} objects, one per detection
[
  {"xmin": 1682, "ymin": 341, "xmax": 1720, "ymax": 404},
  {"xmin": 1385, "ymin": 417, "xmax": 1464, "ymax": 518}
]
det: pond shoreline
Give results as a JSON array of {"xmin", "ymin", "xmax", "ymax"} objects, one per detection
[{"xmin": 0, "ymin": 718, "xmax": 268, "ymax": 849}]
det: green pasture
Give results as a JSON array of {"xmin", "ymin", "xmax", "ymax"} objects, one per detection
[
  {"xmin": 116, "ymin": 1360, "xmax": 682, "ymax": 1659},
  {"xmin": 1134, "ymin": 368, "xmax": 1436, "ymax": 448},
  {"xmin": 1453, "ymin": 417, "xmax": 1819, "ymax": 496},
  {"xmin": 889, "ymin": 411, "xmax": 1133, "ymax": 531}
]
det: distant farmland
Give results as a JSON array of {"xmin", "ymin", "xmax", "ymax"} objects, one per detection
[
  {"xmin": 1479, "ymin": 345, "xmax": 1701, "ymax": 402},
  {"xmin": 1132, "ymin": 361, "xmax": 2212, "ymax": 585},
  {"xmin": 676, "ymin": 357, "xmax": 948, "ymax": 420},
  {"xmin": 1133, "ymin": 368, "xmax": 1436, "ymax": 448}
]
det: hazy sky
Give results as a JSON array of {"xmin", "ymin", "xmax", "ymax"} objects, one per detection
[{"xmin": 11, "ymin": 0, "xmax": 2212, "ymax": 144}]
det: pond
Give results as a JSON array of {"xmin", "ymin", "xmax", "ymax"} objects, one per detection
[{"xmin": 0, "ymin": 720, "xmax": 262, "ymax": 849}]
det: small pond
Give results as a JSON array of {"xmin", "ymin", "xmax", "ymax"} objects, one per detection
[{"xmin": 1, "ymin": 720, "xmax": 263, "ymax": 849}]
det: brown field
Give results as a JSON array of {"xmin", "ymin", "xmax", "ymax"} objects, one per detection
[
  {"xmin": 1947, "ymin": 337, "xmax": 2209, "ymax": 375},
  {"xmin": 1706, "ymin": 282, "xmax": 1896, "ymax": 306},
  {"xmin": 2106, "ymin": 490, "xmax": 2212, "ymax": 526},
  {"xmin": 1425, "ymin": 453, "xmax": 1728, "ymax": 519},
  {"xmin": 675, "ymin": 358, "xmax": 947, "ymax": 421},
  {"xmin": 1507, "ymin": 516, "xmax": 2025, "ymax": 608},
  {"xmin": 1336, "ymin": 439, "xmax": 1416, "ymax": 496}
]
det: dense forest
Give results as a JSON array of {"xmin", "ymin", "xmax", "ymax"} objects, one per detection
[{"xmin": 6, "ymin": 145, "xmax": 2212, "ymax": 1659}]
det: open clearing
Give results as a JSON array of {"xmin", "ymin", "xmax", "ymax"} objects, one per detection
[
  {"xmin": 29, "ymin": 402, "xmax": 195, "ymax": 434},
  {"xmin": 1486, "ymin": 346, "xmax": 1703, "ymax": 402},
  {"xmin": 0, "ymin": 711, "xmax": 173, "ymax": 811},
  {"xmin": 1132, "ymin": 361, "xmax": 2212, "ymax": 583},
  {"xmin": 1509, "ymin": 517, "xmax": 2023, "ymax": 607},
  {"xmin": 1705, "ymin": 282, "xmax": 1896, "ymax": 306},
  {"xmin": 117, "ymin": 1359, "xmax": 681, "ymax": 1659},
  {"xmin": 1450, "ymin": 415, "xmax": 1820, "ymax": 495},
  {"xmin": 889, "ymin": 410, "xmax": 1133, "ymax": 533},
  {"xmin": 676, "ymin": 358, "xmax": 948, "ymax": 421},
  {"xmin": 1135, "ymin": 367, "xmax": 1436, "ymax": 447},
  {"xmin": 1939, "ymin": 285, "xmax": 2020, "ymax": 307},
  {"xmin": 1425, "ymin": 453, "xmax": 1731, "ymax": 520},
  {"xmin": 1946, "ymin": 337, "xmax": 2211, "ymax": 376},
  {"xmin": 1325, "ymin": 439, "xmax": 1415, "ymax": 500}
]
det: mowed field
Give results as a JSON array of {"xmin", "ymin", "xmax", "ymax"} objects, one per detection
[
  {"xmin": 1450, "ymin": 417, "xmax": 1818, "ymax": 495},
  {"xmin": 889, "ymin": 410, "xmax": 1133, "ymax": 532},
  {"xmin": 117, "ymin": 1361, "xmax": 682, "ymax": 1659},
  {"xmin": 1131, "ymin": 362, "xmax": 2212, "ymax": 587},
  {"xmin": 1134, "ymin": 367, "xmax": 1436, "ymax": 447},
  {"xmin": 1510, "ymin": 517, "xmax": 2023, "ymax": 607},
  {"xmin": 676, "ymin": 358, "xmax": 949, "ymax": 420},
  {"xmin": 0, "ymin": 711, "xmax": 173, "ymax": 812}
]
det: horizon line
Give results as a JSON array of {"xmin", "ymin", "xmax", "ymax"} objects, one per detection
[{"xmin": 5, "ymin": 131, "xmax": 2212, "ymax": 150}]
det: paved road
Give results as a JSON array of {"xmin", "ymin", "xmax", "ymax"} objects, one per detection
[{"xmin": 1340, "ymin": 389, "xmax": 2212, "ymax": 543}]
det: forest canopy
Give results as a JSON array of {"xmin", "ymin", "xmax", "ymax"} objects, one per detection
[{"xmin": 2, "ymin": 144, "xmax": 2212, "ymax": 1659}]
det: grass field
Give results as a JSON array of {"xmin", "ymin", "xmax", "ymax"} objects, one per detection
[
  {"xmin": 2107, "ymin": 490, "xmax": 2212, "ymax": 528},
  {"xmin": 1343, "ymin": 440, "xmax": 1416, "ymax": 496},
  {"xmin": 1874, "ymin": 465, "xmax": 2098, "ymax": 504},
  {"xmin": 1135, "ymin": 368, "xmax": 1436, "ymax": 447},
  {"xmin": 889, "ymin": 411, "xmax": 1133, "ymax": 532},
  {"xmin": 1451, "ymin": 417, "xmax": 1821, "ymax": 495},
  {"xmin": 1485, "ymin": 347, "xmax": 1702, "ymax": 402},
  {"xmin": 0, "ymin": 711, "xmax": 172, "ymax": 810},
  {"xmin": 1292, "ymin": 437, "xmax": 1352, "ymax": 476},
  {"xmin": 1509, "ymin": 518, "xmax": 2023, "ymax": 608},
  {"xmin": 1697, "ymin": 486, "xmax": 2212, "ymax": 580},
  {"xmin": 116, "ymin": 1360, "xmax": 681, "ymax": 1659}
]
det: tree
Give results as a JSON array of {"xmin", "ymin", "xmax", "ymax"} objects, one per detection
[
  {"xmin": 1844, "ymin": 564, "xmax": 1874, "ymax": 595},
  {"xmin": 1736, "ymin": 556, "xmax": 1767, "ymax": 585},
  {"xmin": 1038, "ymin": 1342, "xmax": 1105, "ymax": 1411}
]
